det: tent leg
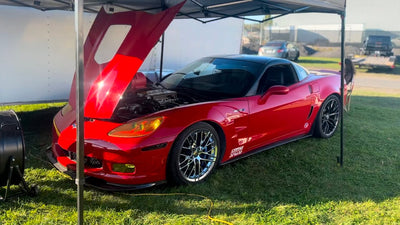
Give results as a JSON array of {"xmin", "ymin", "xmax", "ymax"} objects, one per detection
[
  {"xmin": 338, "ymin": 12, "xmax": 346, "ymax": 167},
  {"xmin": 74, "ymin": 0, "xmax": 85, "ymax": 224}
]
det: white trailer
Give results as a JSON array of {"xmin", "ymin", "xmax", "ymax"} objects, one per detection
[
  {"xmin": 0, "ymin": 6, "xmax": 242, "ymax": 104},
  {"xmin": 352, "ymin": 56, "xmax": 396, "ymax": 70}
]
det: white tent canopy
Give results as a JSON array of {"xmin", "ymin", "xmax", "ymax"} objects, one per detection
[{"xmin": 0, "ymin": 0, "xmax": 345, "ymax": 18}]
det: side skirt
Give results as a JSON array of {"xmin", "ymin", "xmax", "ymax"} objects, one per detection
[{"xmin": 220, "ymin": 134, "xmax": 312, "ymax": 166}]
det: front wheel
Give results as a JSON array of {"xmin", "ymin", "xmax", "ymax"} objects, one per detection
[
  {"xmin": 314, "ymin": 95, "xmax": 340, "ymax": 138},
  {"xmin": 167, "ymin": 122, "xmax": 220, "ymax": 185}
]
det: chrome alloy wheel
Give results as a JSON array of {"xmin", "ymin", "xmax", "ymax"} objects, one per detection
[
  {"xmin": 321, "ymin": 96, "xmax": 340, "ymax": 137},
  {"xmin": 178, "ymin": 129, "xmax": 218, "ymax": 182}
]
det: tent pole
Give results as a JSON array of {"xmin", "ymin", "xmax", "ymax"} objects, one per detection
[
  {"xmin": 159, "ymin": 33, "xmax": 165, "ymax": 82},
  {"xmin": 339, "ymin": 11, "xmax": 345, "ymax": 167},
  {"xmin": 74, "ymin": 0, "xmax": 85, "ymax": 224}
]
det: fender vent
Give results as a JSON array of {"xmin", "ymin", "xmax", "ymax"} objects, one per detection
[{"xmin": 307, "ymin": 106, "xmax": 314, "ymax": 120}]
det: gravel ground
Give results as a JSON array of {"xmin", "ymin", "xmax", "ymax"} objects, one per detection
[
  {"xmin": 302, "ymin": 46, "xmax": 400, "ymax": 58},
  {"xmin": 354, "ymin": 70, "xmax": 400, "ymax": 94}
]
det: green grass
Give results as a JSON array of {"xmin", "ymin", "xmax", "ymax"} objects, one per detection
[
  {"xmin": 0, "ymin": 102, "xmax": 66, "ymax": 112},
  {"xmin": 298, "ymin": 56, "xmax": 341, "ymax": 70},
  {"xmin": 1, "ymin": 59, "xmax": 400, "ymax": 224}
]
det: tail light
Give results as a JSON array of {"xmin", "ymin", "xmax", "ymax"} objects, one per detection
[{"xmin": 277, "ymin": 49, "xmax": 284, "ymax": 53}]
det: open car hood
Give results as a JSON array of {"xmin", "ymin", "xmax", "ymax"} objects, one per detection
[{"xmin": 68, "ymin": 1, "xmax": 184, "ymax": 119}]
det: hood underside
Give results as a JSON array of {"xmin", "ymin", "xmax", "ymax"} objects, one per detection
[{"xmin": 68, "ymin": 1, "xmax": 184, "ymax": 119}]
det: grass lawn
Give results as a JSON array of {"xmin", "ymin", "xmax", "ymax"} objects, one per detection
[
  {"xmin": 1, "ymin": 58, "xmax": 400, "ymax": 224},
  {"xmin": 298, "ymin": 56, "xmax": 341, "ymax": 70}
]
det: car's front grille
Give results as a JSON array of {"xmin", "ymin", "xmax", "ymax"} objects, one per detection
[
  {"xmin": 62, "ymin": 150, "xmax": 102, "ymax": 168},
  {"xmin": 85, "ymin": 157, "xmax": 103, "ymax": 168}
]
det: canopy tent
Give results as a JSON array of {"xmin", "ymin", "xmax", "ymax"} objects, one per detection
[
  {"xmin": 0, "ymin": 0, "xmax": 346, "ymax": 224},
  {"xmin": 1, "ymin": 0, "xmax": 345, "ymax": 20}
]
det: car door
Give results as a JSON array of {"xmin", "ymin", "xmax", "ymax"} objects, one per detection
[{"xmin": 246, "ymin": 63, "xmax": 313, "ymax": 151}]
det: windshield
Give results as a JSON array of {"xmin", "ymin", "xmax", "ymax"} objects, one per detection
[
  {"xmin": 264, "ymin": 41, "xmax": 285, "ymax": 47},
  {"xmin": 368, "ymin": 36, "xmax": 391, "ymax": 43},
  {"xmin": 161, "ymin": 57, "xmax": 262, "ymax": 99}
]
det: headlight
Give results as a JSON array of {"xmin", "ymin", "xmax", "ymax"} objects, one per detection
[{"xmin": 108, "ymin": 116, "xmax": 164, "ymax": 138}]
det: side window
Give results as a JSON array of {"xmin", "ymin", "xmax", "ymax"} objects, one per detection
[
  {"xmin": 257, "ymin": 64, "xmax": 298, "ymax": 94},
  {"xmin": 293, "ymin": 63, "xmax": 309, "ymax": 81}
]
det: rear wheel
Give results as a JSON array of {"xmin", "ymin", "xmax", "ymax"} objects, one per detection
[
  {"xmin": 168, "ymin": 122, "xmax": 220, "ymax": 185},
  {"xmin": 314, "ymin": 95, "xmax": 340, "ymax": 138},
  {"xmin": 294, "ymin": 53, "xmax": 300, "ymax": 61}
]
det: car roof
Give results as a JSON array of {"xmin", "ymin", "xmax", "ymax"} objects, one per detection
[{"xmin": 267, "ymin": 40, "xmax": 287, "ymax": 43}]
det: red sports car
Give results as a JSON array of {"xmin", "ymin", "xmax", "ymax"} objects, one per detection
[
  {"xmin": 49, "ymin": 6, "xmax": 352, "ymax": 190},
  {"xmin": 50, "ymin": 54, "xmax": 352, "ymax": 190}
]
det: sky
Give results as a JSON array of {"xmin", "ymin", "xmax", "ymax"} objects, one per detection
[{"xmin": 247, "ymin": 0, "xmax": 400, "ymax": 31}]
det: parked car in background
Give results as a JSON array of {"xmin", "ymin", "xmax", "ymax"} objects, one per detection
[
  {"xmin": 361, "ymin": 35, "xmax": 393, "ymax": 56},
  {"xmin": 258, "ymin": 40, "xmax": 300, "ymax": 61}
]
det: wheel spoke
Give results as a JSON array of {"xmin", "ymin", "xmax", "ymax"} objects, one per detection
[
  {"xmin": 182, "ymin": 146, "xmax": 192, "ymax": 150},
  {"xmin": 179, "ymin": 155, "xmax": 190, "ymax": 166},
  {"xmin": 200, "ymin": 151, "xmax": 215, "ymax": 157},
  {"xmin": 327, "ymin": 119, "xmax": 336, "ymax": 127},
  {"xmin": 196, "ymin": 160, "xmax": 201, "ymax": 181},
  {"xmin": 188, "ymin": 133, "xmax": 196, "ymax": 146},
  {"xmin": 201, "ymin": 131, "xmax": 211, "ymax": 146},
  {"xmin": 199, "ymin": 157, "xmax": 215, "ymax": 163},
  {"xmin": 189, "ymin": 163, "xmax": 196, "ymax": 177},
  {"xmin": 182, "ymin": 161, "xmax": 191, "ymax": 177},
  {"xmin": 180, "ymin": 159, "xmax": 192, "ymax": 170}
]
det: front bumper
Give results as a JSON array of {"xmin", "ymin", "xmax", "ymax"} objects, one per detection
[
  {"xmin": 47, "ymin": 145, "xmax": 167, "ymax": 191},
  {"xmin": 51, "ymin": 106, "xmax": 178, "ymax": 190}
]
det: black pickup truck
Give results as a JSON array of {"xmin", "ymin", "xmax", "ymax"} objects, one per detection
[{"xmin": 361, "ymin": 35, "xmax": 393, "ymax": 56}]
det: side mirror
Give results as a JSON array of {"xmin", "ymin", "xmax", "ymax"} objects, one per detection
[{"xmin": 258, "ymin": 85, "xmax": 289, "ymax": 104}]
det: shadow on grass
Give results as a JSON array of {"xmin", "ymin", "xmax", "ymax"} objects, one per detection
[
  {"xmin": 17, "ymin": 107, "xmax": 61, "ymax": 133},
  {"xmin": 6, "ymin": 95, "xmax": 400, "ymax": 217}
]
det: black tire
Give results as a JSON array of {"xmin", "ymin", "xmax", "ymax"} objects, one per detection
[
  {"xmin": 294, "ymin": 53, "xmax": 300, "ymax": 61},
  {"xmin": 314, "ymin": 95, "xmax": 340, "ymax": 138},
  {"xmin": 283, "ymin": 53, "xmax": 289, "ymax": 59},
  {"xmin": 167, "ymin": 122, "xmax": 221, "ymax": 185}
]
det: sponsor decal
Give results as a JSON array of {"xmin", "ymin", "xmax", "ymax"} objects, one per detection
[{"xmin": 229, "ymin": 146, "xmax": 244, "ymax": 158}]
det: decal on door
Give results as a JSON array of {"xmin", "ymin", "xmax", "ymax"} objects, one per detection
[{"xmin": 229, "ymin": 146, "xmax": 244, "ymax": 158}]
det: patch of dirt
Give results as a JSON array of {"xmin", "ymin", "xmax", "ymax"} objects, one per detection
[
  {"xmin": 347, "ymin": 69, "xmax": 400, "ymax": 95},
  {"xmin": 302, "ymin": 45, "xmax": 361, "ymax": 58}
]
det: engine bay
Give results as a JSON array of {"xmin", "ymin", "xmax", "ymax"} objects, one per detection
[{"xmin": 113, "ymin": 86, "xmax": 195, "ymax": 122}]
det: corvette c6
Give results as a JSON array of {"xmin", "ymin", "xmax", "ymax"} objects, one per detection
[{"xmin": 49, "ymin": 4, "xmax": 352, "ymax": 190}]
